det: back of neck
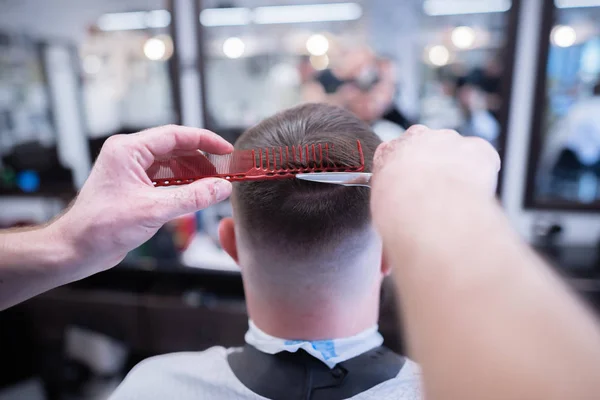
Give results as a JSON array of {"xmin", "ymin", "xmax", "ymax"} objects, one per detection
[{"xmin": 246, "ymin": 290, "xmax": 380, "ymax": 340}]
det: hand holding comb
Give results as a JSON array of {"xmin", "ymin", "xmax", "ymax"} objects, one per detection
[{"xmin": 147, "ymin": 140, "xmax": 366, "ymax": 187}]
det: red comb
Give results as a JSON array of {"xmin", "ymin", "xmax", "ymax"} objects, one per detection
[{"xmin": 147, "ymin": 140, "xmax": 365, "ymax": 187}]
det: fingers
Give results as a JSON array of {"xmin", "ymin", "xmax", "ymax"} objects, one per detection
[
  {"xmin": 373, "ymin": 126, "xmax": 501, "ymax": 178},
  {"xmin": 129, "ymin": 125, "xmax": 234, "ymax": 170},
  {"xmin": 372, "ymin": 125, "xmax": 431, "ymax": 173},
  {"xmin": 405, "ymin": 124, "xmax": 430, "ymax": 135},
  {"xmin": 373, "ymin": 141, "xmax": 398, "ymax": 175},
  {"xmin": 464, "ymin": 136, "xmax": 502, "ymax": 172},
  {"xmin": 150, "ymin": 178, "xmax": 233, "ymax": 222}
]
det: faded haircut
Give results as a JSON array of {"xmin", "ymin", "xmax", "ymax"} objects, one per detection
[{"xmin": 232, "ymin": 103, "xmax": 382, "ymax": 256}]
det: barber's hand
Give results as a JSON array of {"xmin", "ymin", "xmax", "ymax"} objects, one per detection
[
  {"xmin": 52, "ymin": 125, "xmax": 233, "ymax": 280},
  {"xmin": 372, "ymin": 125, "xmax": 500, "ymax": 197},
  {"xmin": 370, "ymin": 125, "xmax": 501, "ymax": 251}
]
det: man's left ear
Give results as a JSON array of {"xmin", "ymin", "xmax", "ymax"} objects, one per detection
[
  {"xmin": 218, "ymin": 217, "xmax": 238, "ymax": 263},
  {"xmin": 381, "ymin": 249, "xmax": 392, "ymax": 277}
]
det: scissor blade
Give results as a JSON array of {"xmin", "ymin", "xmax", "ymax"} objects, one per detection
[
  {"xmin": 296, "ymin": 173, "xmax": 350, "ymax": 184},
  {"xmin": 296, "ymin": 173, "xmax": 371, "ymax": 187}
]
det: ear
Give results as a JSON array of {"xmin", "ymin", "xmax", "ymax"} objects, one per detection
[
  {"xmin": 218, "ymin": 217, "xmax": 238, "ymax": 263},
  {"xmin": 381, "ymin": 248, "xmax": 392, "ymax": 277}
]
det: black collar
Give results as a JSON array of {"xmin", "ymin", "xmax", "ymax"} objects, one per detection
[{"xmin": 228, "ymin": 344, "xmax": 405, "ymax": 400}]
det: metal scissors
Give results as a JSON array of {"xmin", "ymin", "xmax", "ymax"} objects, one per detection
[{"xmin": 295, "ymin": 172, "xmax": 372, "ymax": 188}]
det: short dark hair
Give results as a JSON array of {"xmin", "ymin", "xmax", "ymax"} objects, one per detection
[{"xmin": 232, "ymin": 103, "xmax": 382, "ymax": 254}]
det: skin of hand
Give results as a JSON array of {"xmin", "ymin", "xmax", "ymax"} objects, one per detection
[
  {"xmin": 370, "ymin": 126, "xmax": 600, "ymax": 400},
  {"xmin": 49, "ymin": 125, "xmax": 234, "ymax": 282},
  {"xmin": 372, "ymin": 125, "xmax": 500, "ymax": 209}
]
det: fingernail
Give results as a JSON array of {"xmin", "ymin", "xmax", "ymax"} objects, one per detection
[
  {"xmin": 408, "ymin": 124, "xmax": 428, "ymax": 135},
  {"xmin": 214, "ymin": 179, "xmax": 233, "ymax": 201}
]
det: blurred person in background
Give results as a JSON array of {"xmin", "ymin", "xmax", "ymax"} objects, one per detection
[
  {"xmin": 422, "ymin": 65, "xmax": 501, "ymax": 148},
  {"xmin": 419, "ymin": 67, "xmax": 465, "ymax": 131},
  {"xmin": 539, "ymin": 81, "xmax": 600, "ymax": 200},
  {"xmin": 302, "ymin": 47, "xmax": 413, "ymax": 140},
  {"xmin": 455, "ymin": 81, "xmax": 501, "ymax": 147},
  {"xmin": 466, "ymin": 56, "xmax": 504, "ymax": 120},
  {"xmin": 458, "ymin": 56, "xmax": 504, "ymax": 148}
]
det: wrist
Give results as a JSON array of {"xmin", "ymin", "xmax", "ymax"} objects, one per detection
[
  {"xmin": 48, "ymin": 208, "xmax": 129, "ymax": 278},
  {"xmin": 376, "ymin": 175, "xmax": 500, "ymax": 273},
  {"xmin": 0, "ymin": 223, "xmax": 81, "ymax": 287},
  {"xmin": 41, "ymin": 218, "xmax": 84, "ymax": 282},
  {"xmin": 377, "ymin": 170, "xmax": 494, "ymax": 225},
  {"xmin": 0, "ymin": 219, "xmax": 86, "ymax": 310}
]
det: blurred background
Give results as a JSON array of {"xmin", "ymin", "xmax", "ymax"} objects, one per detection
[{"xmin": 2, "ymin": 0, "xmax": 600, "ymax": 399}]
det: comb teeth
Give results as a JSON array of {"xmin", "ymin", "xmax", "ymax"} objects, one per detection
[{"xmin": 147, "ymin": 140, "xmax": 365, "ymax": 187}]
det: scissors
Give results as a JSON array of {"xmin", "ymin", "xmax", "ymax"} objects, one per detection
[{"xmin": 296, "ymin": 172, "xmax": 372, "ymax": 188}]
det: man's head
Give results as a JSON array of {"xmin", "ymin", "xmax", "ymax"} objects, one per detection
[{"xmin": 218, "ymin": 103, "xmax": 387, "ymax": 336}]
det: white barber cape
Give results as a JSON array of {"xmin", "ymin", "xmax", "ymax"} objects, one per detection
[{"xmin": 109, "ymin": 323, "xmax": 422, "ymax": 400}]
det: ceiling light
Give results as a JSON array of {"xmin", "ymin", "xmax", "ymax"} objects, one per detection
[
  {"xmin": 200, "ymin": 7, "xmax": 252, "ymax": 27},
  {"xmin": 551, "ymin": 25, "xmax": 577, "ymax": 48},
  {"xmin": 254, "ymin": 3, "xmax": 362, "ymax": 24},
  {"xmin": 428, "ymin": 45, "xmax": 451, "ymax": 67},
  {"xmin": 144, "ymin": 37, "xmax": 167, "ymax": 61},
  {"xmin": 146, "ymin": 10, "xmax": 171, "ymax": 28},
  {"xmin": 97, "ymin": 10, "xmax": 171, "ymax": 31},
  {"xmin": 451, "ymin": 26, "xmax": 477, "ymax": 49},
  {"xmin": 223, "ymin": 37, "xmax": 245, "ymax": 59},
  {"xmin": 199, "ymin": 3, "xmax": 362, "ymax": 27},
  {"xmin": 306, "ymin": 34, "xmax": 329, "ymax": 56},
  {"xmin": 143, "ymin": 36, "xmax": 173, "ymax": 61},
  {"xmin": 555, "ymin": 0, "xmax": 600, "ymax": 8},
  {"xmin": 424, "ymin": 0, "xmax": 511, "ymax": 16}
]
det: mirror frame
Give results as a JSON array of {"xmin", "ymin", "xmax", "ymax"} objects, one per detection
[{"xmin": 523, "ymin": 0, "xmax": 600, "ymax": 211}]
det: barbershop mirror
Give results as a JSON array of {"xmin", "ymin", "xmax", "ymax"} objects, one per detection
[
  {"xmin": 78, "ymin": 1, "xmax": 178, "ymax": 145},
  {"xmin": 0, "ymin": 0, "xmax": 178, "ymax": 167},
  {"xmin": 526, "ymin": 1, "xmax": 600, "ymax": 209},
  {"xmin": 0, "ymin": 33, "xmax": 73, "ymax": 195},
  {"xmin": 198, "ymin": 0, "xmax": 518, "ymax": 150},
  {"xmin": 419, "ymin": 7, "xmax": 513, "ymax": 150}
]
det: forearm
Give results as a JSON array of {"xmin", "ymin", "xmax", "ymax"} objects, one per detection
[
  {"xmin": 0, "ymin": 223, "xmax": 78, "ymax": 310},
  {"xmin": 386, "ymin": 185, "xmax": 600, "ymax": 399},
  {"xmin": 0, "ymin": 126, "xmax": 233, "ymax": 310}
]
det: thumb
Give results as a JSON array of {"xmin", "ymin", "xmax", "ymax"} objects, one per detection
[{"xmin": 153, "ymin": 178, "xmax": 233, "ymax": 222}]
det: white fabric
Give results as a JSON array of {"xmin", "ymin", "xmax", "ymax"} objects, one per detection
[
  {"xmin": 372, "ymin": 119, "xmax": 405, "ymax": 142},
  {"xmin": 109, "ymin": 347, "xmax": 423, "ymax": 400},
  {"xmin": 245, "ymin": 321, "xmax": 384, "ymax": 369}
]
